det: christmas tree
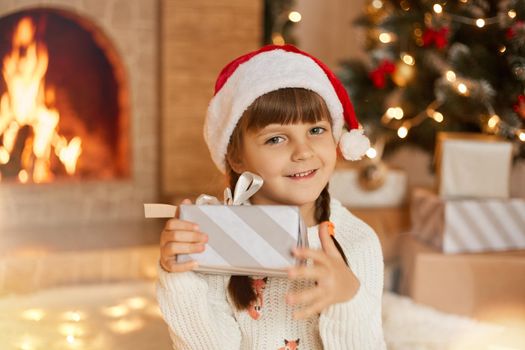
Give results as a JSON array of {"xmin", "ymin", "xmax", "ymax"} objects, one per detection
[{"xmin": 338, "ymin": 0, "xmax": 525, "ymax": 159}]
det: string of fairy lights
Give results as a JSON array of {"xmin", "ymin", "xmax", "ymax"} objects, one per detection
[{"xmin": 371, "ymin": 0, "xmax": 525, "ymax": 143}]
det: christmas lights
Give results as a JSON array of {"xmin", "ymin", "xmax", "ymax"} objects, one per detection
[{"xmin": 341, "ymin": 0, "xmax": 525, "ymax": 147}]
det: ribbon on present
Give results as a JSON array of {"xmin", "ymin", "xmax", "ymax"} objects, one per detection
[{"xmin": 196, "ymin": 171, "xmax": 264, "ymax": 205}]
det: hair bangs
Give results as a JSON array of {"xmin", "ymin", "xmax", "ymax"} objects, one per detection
[{"xmin": 241, "ymin": 88, "xmax": 332, "ymax": 131}]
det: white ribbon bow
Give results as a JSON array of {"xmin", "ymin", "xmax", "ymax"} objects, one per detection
[{"xmin": 196, "ymin": 171, "xmax": 264, "ymax": 205}]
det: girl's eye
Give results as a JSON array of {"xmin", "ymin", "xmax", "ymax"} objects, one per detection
[
  {"xmin": 310, "ymin": 127, "xmax": 326, "ymax": 135},
  {"xmin": 265, "ymin": 136, "xmax": 284, "ymax": 145}
]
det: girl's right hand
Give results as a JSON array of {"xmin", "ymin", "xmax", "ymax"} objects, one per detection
[{"xmin": 159, "ymin": 199, "xmax": 208, "ymax": 273}]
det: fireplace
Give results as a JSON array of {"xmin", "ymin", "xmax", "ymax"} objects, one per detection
[
  {"xmin": 0, "ymin": 2, "xmax": 158, "ymax": 231},
  {"xmin": 0, "ymin": 10, "xmax": 129, "ymax": 183}
]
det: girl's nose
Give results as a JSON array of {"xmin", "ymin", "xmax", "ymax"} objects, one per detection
[{"xmin": 291, "ymin": 141, "xmax": 314, "ymax": 161}]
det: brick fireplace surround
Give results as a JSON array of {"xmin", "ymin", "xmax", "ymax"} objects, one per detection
[{"xmin": 0, "ymin": 0, "xmax": 159, "ymax": 236}]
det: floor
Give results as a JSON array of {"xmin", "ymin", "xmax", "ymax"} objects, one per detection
[
  {"xmin": 2, "ymin": 277, "xmax": 523, "ymax": 350},
  {"xmin": 0, "ymin": 281, "xmax": 171, "ymax": 350}
]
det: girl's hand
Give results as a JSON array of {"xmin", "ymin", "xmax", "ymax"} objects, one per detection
[
  {"xmin": 159, "ymin": 199, "xmax": 208, "ymax": 273},
  {"xmin": 285, "ymin": 222, "xmax": 360, "ymax": 320}
]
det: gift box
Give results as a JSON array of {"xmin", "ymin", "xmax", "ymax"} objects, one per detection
[
  {"xmin": 399, "ymin": 235, "xmax": 525, "ymax": 324},
  {"xmin": 144, "ymin": 203, "xmax": 308, "ymax": 277},
  {"xmin": 411, "ymin": 188, "xmax": 525, "ymax": 254},
  {"xmin": 435, "ymin": 132, "xmax": 513, "ymax": 199}
]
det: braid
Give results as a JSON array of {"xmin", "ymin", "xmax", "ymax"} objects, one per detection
[
  {"xmin": 315, "ymin": 185, "xmax": 331, "ymax": 222},
  {"xmin": 315, "ymin": 184, "xmax": 348, "ymax": 266},
  {"xmin": 228, "ymin": 275, "xmax": 256, "ymax": 310}
]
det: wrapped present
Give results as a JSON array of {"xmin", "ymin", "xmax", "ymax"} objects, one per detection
[
  {"xmin": 399, "ymin": 235, "xmax": 525, "ymax": 324},
  {"xmin": 411, "ymin": 188, "xmax": 525, "ymax": 254},
  {"xmin": 435, "ymin": 132, "xmax": 513, "ymax": 199},
  {"xmin": 144, "ymin": 172, "xmax": 308, "ymax": 277}
]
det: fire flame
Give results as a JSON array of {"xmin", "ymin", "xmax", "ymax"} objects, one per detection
[{"xmin": 0, "ymin": 17, "xmax": 82, "ymax": 183}]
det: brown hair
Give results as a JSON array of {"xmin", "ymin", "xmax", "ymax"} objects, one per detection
[{"xmin": 225, "ymin": 88, "xmax": 348, "ymax": 311}]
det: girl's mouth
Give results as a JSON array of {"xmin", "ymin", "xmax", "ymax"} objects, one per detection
[{"xmin": 286, "ymin": 169, "xmax": 317, "ymax": 180}]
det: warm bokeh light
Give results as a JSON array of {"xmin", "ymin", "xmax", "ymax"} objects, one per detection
[
  {"xmin": 397, "ymin": 125, "xmax": 408, "ymax": 138},
  {"xmin": 58, "ymin": 323, "xmax": 85, "ymax": 337},
  {"xmin": 379, "ymin": 32, "xmax": 393, "ymax": 43},
  {"xmin": 402, "ymin": 53, "xmax": 415, "ymax": 65},
  {"xmin": 101, "ymin": 305, "xmax": 130, "ymax": 318},
  {"xmin": 432, "ymin": 111, "xmax": 444, "ymax": 123},
  {"xmin": 433, "ymin": 4, "xmax": 443, "ymax": 14},
  {"xmin": 366, "ymin": 147, "xmax": 377, "ymax": 159},
  {"xmin": 288, "ymin": 11, "xmax": 302, "ymax": 23},
  {"xmin": 271, "ymin": 33, "xmax": 285, "ymax": 46},
  {"xmin": 476, "ymin": 18, "xmax": 486, "ymax": 28},
  {"xmin": 372, "ymin": 0, "xmax": 383, "ymax": 9},
  {"xmin": 386, "ymin": 107, "xmax": 404, "ymax": 120},
  {"xmin": 488, "ymin": 114, "xmax": 500, "ymax": 129},
  {"xmin": 18, "ymin": 169, "xmax": 29, "ymax": 183},
  {"xmin": 21, "ymin": 308, "xmax": 45, "ymax": 321},
  {"xmin": 62, "ymin": 311, "xmax": 85, "ymax": 322},
  {"xmin": 457, "ymin": 83, "xmax": 468, "ymax": 95},
  {"xmin": 446, "ymin": 70, "xmax": 456, "ymax": 82},
  {"xmin": 0, "ymin": 147, "xmax": 9, "ymax": 164}
]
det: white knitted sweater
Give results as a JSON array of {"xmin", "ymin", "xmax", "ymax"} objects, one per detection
[{"xmin": 157, "ymin": 199, "xmax": 386, "ymax": 349}]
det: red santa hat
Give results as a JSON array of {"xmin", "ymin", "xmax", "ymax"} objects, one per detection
[{"xmin": 204, "ymin": 44, "xmax": 370, "ymax": 174}]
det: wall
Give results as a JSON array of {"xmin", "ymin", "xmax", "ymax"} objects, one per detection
[
  {"xmin": 161, "ymin": 0, "xmax": 262, "ymax": 201},
  {"xmin": 294, "ymin": 0, "xmax": 367, "ymax": 68}
]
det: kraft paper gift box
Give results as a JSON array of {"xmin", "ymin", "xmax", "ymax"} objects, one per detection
[
  {"xmin": 144, "ymin": 203, "xmax": 308, "ymax": 277},
  {"xmin": 435, "ymin": 132, "xmax": 513, "ymax": 199},
  {"xmin": 399, "ymin": 235, "xmax": 525, "ymax": 323},
  {"xmin": 411, "ymin": 188, "xmax": 525, "ymax": 254}
]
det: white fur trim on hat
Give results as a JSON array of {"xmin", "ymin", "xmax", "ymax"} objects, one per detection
[
  {"xmin": 339, "ymin": 129, "xmax": 370, "ymax": 161},
  {"xmin": 205, "ymin": 49, "xmax": 345, "ymax": 174}
]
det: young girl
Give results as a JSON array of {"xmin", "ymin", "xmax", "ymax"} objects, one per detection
[{"xmin": 157, "ymin": 45, "xmax": 386, "ymax": 349}]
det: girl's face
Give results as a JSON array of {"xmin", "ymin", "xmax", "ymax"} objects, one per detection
[{"xmin": 234, "ymin": 119, "xmax": 337, "ymax": 207}]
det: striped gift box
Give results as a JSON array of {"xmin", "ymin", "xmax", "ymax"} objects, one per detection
[
  {"xmin": 144, "ymin": 203, "xmax": 307, "ymax": 276},
  {"xmin": 411, "ymin": 188, "xmax": 525, "ymax": 254}
]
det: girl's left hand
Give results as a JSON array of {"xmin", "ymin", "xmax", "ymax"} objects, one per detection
[{"xmin": 286, "ymin": 222, "xmax": 360, "ymax": 320}]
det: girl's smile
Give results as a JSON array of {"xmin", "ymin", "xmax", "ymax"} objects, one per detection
[{"xmin": 286, "ymin": 168, "xmax": 317, "ymax": 180}]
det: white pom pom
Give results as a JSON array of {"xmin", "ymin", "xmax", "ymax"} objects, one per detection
[{"xmin": 339, "ymin": 129, "xmax": 370, "ymax": 161}]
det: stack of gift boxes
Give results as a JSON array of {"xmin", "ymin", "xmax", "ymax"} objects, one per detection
[{"xmin": 400, "ymin": 133, "xmax": 525, "ymax": 325}]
